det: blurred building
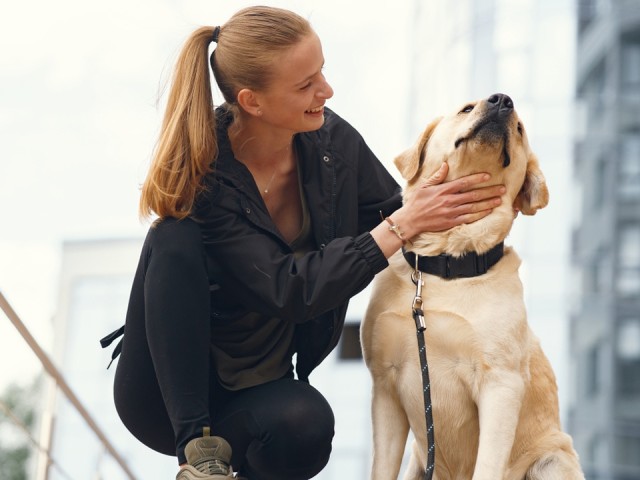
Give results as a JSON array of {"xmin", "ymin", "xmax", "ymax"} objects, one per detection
[{"xmin": 569, "ymin": 0, "xmax": 640, "ymax": 478}]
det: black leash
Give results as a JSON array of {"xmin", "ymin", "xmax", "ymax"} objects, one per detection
[{"xmin": 411, "ymin": 268, "xmax": 435, "ymax": 480}]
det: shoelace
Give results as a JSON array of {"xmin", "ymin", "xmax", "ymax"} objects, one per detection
[{"xmin": 195, "ymin": 459, "xmax": 231, "ymax": 475}]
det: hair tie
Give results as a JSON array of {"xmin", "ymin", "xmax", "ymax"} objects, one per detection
[{"xmin": 212, "ymin": 26, "xmax": 221, "ymax": 43}]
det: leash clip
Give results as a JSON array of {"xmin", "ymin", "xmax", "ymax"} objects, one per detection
[
  {"xmin": 413, "ymin": 308, "xmax": 426, "ymax": 332},
  {"xmin": 411, "ymin": 267, "xmax": 426, "ymax": 331}
]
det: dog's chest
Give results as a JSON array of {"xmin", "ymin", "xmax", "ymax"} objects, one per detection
[{"xmin": 377, "ymin": 252, "xmax": 528, "ymax": 381}]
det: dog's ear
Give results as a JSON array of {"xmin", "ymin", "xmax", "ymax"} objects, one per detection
[
  {"xmin": 514, "ymin": 154, "xmax": 549, "ymax": 215},
  {"xmin": 394, "ymin": 117, "xmax": 442, "ymax": 183}
]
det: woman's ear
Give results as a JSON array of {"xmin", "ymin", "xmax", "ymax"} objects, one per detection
[{"xmin": 236, "ymin": 89, "xmax": 262, "ymax": 117}]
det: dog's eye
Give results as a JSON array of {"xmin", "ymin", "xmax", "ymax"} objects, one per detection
[
  {"xmin": 459, "ymin": 105, "xmax": 474, "ymax": 114},
  {"xmin": 517, "ymin": 123, "xmax": 523, "ymax": 135}
]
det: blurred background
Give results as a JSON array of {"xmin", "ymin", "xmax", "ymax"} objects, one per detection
[{"xmin": 1, "ymin": 0, "xmax": 638, "ymax": 479}]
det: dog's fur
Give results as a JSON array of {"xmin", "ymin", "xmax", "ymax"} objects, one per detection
[{"xmin": 361, "ymin": 94, "xmax": 584, "ymax": 480}]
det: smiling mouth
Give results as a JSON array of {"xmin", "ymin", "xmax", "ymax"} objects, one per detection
[{"xmin": 306, "ymin": 106, "xmax": 324, "ymax": 113}]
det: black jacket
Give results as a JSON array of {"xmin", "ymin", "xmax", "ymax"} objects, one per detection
[{"xmin": 193, "ymin": 107, "xmax": 402, "ymax": 381}]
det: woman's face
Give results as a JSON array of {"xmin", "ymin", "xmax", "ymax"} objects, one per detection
[{"xmin": 254, "ymin": 32, "xmax": 334, "ymax": 134}]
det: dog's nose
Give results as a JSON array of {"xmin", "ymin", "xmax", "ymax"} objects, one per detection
[{"xmin": 488, "ymin": 93, "xmax": 514, "ymax": 112}]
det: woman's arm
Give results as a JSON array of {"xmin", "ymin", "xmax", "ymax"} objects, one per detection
[{"xmin": 372, "ymin": 163, "xmax": 504, "ymax": 257}]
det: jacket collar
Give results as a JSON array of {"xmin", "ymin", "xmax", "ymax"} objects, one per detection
[
  {"xmin": 212, "ymin": 106, "xmax": 327, "ymax": 188},
  {"xmin": 211, "ymin": 106, "xmax": 336, "ymax": 247}
]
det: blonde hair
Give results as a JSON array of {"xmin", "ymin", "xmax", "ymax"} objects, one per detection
[{"xmin": 140, "ymin": 6, "xmax": 313, "ymax": 220}]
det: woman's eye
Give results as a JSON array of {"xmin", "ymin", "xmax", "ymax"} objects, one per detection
[{"xmin": 460, "ymin": 105, "xmax": 474, "ymax": 114}]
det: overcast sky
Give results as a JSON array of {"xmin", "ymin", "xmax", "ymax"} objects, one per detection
[{"xmin": 0, "ymin": 1, "xmax": 417, "ymax": 388}]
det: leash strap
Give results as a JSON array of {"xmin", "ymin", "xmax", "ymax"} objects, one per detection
[{"xmin": 412, "ymin": 271, "xmax": 435, "ymax": 480}]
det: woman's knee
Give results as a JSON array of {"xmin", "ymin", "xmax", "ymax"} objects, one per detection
[
  {"xmin": 217, "ymin": 380, "xmax": 335, "ymax": 479},
  {"xmin": 262, "ymin": 381, "xmax": 335, "ymax": 450},
  {"xmin": 113, "ymin": 370, "xmax": 176, "ymax": 457},
  {"xmin": 285, "ymin": 389, "xmax": 334, "ymax": 438}
]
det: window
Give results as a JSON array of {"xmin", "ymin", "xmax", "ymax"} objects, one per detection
[
  {"xmin": 588, "ymin": 253, "xmax": 610, "ymax": 295},
  {"xmin": 614, "ymin": 433, "xmax": 640, "ymax": 468},
  {"xmin": 617, "ymin": 224, "xmax": 640, "ymax": 296},
  {"xmin": 579, "ymin": 60, "xmax": 606, "ymax": 131},
  {"xmin": 338, "ymin": 323, "xmax": 363, "ymax": 360},
  {"xmin": 619, "ymin": 136, "xmax": 640, "ymax": 200},
  {"xmin": 578, "ymin": 0, "xmax": 597, "ymax": 33},
  {"xmin": 587, "ymin": 432, "xmax": 609, "ymax": 467},
  {"xmin": 618, "ymin": 318, "xmax": 640, "ymax": 360},
  {"xmin": 588, "ymin": 63, "xmax": 606, "ymax": 130},
  {"xmin": 594, "ymin": 155, "xmax": 607, "ymax": 208},
  {"xmin": 616, "ymin": 318, "xmax": 640, "ymax": 395},
  {"xmin": 621, "ymin": 39, "xmax": 640, "ymax": 95},
  {"xmin": 586, "ymin": 344, "xmax": 602, "ymax": 396}
]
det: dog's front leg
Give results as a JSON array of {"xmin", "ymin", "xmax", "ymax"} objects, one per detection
[
  {"xmin": 370, "ymin": 383, "xmax": 410, "ymax": 480},
  {"xmin": 472, "ymin": 371, "xmax": 525, "ymax": 480}
]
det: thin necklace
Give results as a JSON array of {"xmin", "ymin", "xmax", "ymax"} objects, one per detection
[
  {"xmin": 262, "ymin": 147, "xmax": 294, "ymax": 194},
  {"xmin": 263, "ymin": 169, "xmax": 277, "ymax": 194}
]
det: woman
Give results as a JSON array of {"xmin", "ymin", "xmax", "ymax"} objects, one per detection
[{"xmin": 107, "ymin": 6, "xmax": 505, "ymax": 480}]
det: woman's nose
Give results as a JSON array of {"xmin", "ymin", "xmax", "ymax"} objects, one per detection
[{"xmin": 318, "ymin": 79, "xmax": 334, "ymax": 100}]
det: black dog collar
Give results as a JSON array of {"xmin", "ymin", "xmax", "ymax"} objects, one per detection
[{"xmin": 403, "ymin": 242, "xmax": 504, "ymax": 279}]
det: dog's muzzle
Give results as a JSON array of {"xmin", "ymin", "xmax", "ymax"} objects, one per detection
[{"xmin": 455, "ymin": 93, "xmax": 514, "ymax": 167}]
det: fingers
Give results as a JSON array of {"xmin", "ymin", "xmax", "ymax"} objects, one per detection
[
  {"xmin": 424, "ymin": 163, "xmax": 449, "ymax": 186},
  {"xmin": 436, "ymin": 172, "xmax": 491, "ymax": 193},
  {"xmin": 454, "ymin": 185, "xmax": 506, "ymax": 207},
  {"xmin": 408, "ymin": 170, "xmax": 506, "ymax": 232},
  {"xmin": 448, "ymin": 185, "xmax": 505, "ymax": 225},
  {"xmin": 454, "ymin": 196, "xmax": 502, "ymax": 216}
]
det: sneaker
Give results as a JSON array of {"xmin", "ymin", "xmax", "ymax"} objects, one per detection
[{"xmin": 176, "ymin": 430, "xmax": 234, "ymax": 480}]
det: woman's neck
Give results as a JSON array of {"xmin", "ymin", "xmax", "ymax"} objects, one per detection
[{"xmin": 229, "ymin": 118, "xmax": 294, "ymax": 169}]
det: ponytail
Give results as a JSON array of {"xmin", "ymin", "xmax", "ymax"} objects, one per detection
[
  {"xmin": 140, "ymin": 26, "xmax": 217, "ymax": 220},
  {"xmin": 139, "ymin": 7, "xmax": 313, "ymax": 220}
]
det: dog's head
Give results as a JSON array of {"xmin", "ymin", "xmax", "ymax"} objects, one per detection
[{"xmin": 396, "ymin": 93, "xmax": 549, "ymax": 256}]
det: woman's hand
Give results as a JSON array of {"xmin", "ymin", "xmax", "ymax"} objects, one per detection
[
  {"xmin": 398, "ymin": 163, "xmax": 505, "ymax": 238},
  {"xmin": 370, "ymin": 163, "xmax": 505, "ymax": 257}
]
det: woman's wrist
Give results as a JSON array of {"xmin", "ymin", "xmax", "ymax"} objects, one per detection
[
  {"xmin": 385, "ymin": 206, "xmax": 417, "ymax": 240},
  {"xmin": 380, "ymin": 213, "xmax": 411, "ymax": 245},
  {"xmin": 371, "ymin": 209, "xmax": 414, "ymax": 258}
]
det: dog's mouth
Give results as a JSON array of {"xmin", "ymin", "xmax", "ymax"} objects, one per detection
[
  {"xmin": 455, "ymin": 120, "xmax": 512, "ymax": 168},
  {"xmin": 454, "ymin": 94, "xmax": 514, "ymax": 167}
]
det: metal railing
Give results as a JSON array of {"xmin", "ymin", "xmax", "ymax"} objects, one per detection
[{"xmin": 0, "ymin": 291, "xmax": 137, "ymax": 480}]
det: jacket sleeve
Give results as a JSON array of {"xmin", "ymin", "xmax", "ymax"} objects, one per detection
[{"xmin": 196, "ymin": 180, "xmax": 388, "ymax": 324}]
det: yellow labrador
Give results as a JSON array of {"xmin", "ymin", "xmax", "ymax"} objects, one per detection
[{"xmin": 361, "ymin": 94, "xmax": 584, "ymax": 480}]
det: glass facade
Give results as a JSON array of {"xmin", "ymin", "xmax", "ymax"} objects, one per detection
[{"xmin": 571, "ymin": 1, "xmax": 640, "ymax": 478}]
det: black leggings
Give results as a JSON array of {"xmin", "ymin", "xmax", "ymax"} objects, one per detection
[{"xmin": 113, "ymin": 218, "xmax": 334, "ymax": 480}]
